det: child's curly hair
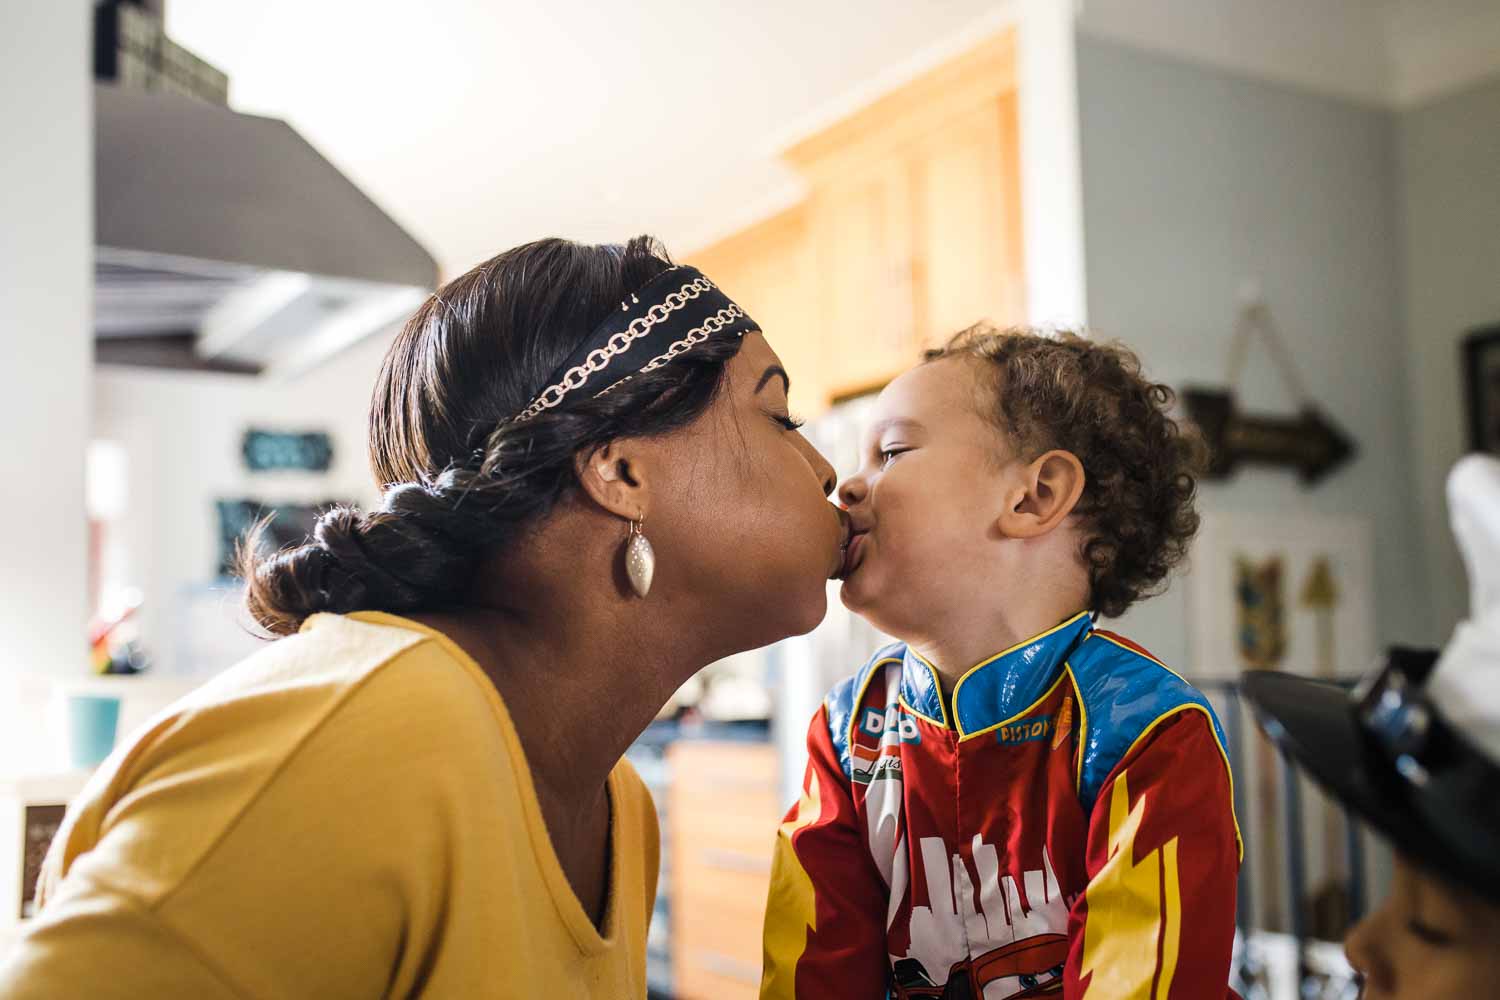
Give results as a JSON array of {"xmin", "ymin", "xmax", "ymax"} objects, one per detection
[{"xmin": 930, "ymin": 325, "xmax": 1206, "ymax": 618}]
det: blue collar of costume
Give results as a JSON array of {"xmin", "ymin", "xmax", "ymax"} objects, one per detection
[
  {"xmin": 901, "ymin": 612, "xmax": 1095, "ymax": 730},
  {"xmin": 512, "ymin": 265, "xmax": 758, "ymax": 424}
]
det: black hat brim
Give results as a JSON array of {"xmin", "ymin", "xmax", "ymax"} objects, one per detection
[{"xmin": 1240, "ymin": 670, "xmax": 1485, "ymax": 897}]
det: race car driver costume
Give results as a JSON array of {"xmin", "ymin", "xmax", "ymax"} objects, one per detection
[{"xmin": 762, "ymin": 611, "xmax": 1243, "ymax": 1000}]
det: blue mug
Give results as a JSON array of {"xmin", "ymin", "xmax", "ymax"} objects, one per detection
[{"xmin": 67, "ymin": 694, "xmax": 121, "ymax": 769}]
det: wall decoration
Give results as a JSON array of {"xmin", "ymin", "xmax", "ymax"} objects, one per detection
[
  {"xmin": 1234, "ymin": 556, "xmax": 1286, "ymax": 669},
  {"xmin": 1189, "ymin": 511, "xmax": 1377, "ymax": 937},
  {"xmin": 1183, "ymin": 389, "xmax": 1354, "ymax": 484},
  {"xmin": 1462, "ymin": 324, "xmax": 1500, "ymax": 454},
  {"xmin": 1183, "ymin": 295, "xmax": 1355, "ymax": 485},
  {"xmin": 215, "ymin": 499, "xmax": 349, "ymax": 578},
  {"xmin": 1190, "ymin": 512, "xmax": 1376, "ymax": 682},
  {"xmin": 241, "ymin": 429, "xmax": 335, "ymax": 473}
]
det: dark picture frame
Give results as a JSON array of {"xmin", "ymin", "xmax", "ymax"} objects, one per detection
[
  {"xmin": 1463, "ymin": 325, "xmax": 1500, "ymax": 454},
  {"xmin": 214, "ymin": 499, "xmax": 350, "ymax": 578}
]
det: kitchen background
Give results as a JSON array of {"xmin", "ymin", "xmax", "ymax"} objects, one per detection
[{"xmin": 3, "ymin": 1, "xmax": 1500, "ymax": 998}]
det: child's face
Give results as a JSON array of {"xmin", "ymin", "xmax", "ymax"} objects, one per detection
[
  {"xmin": 1344, "ymin": 853, "xmax": 1500, "ymax": 999},
  {"xmin": 836, "ymin": 357, "xmax": 1026, "ymax": 639}
]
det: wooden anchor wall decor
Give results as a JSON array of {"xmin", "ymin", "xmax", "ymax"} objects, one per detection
[{"xmin": 1183, "ymin": 297, "xmax": 1356, "ymax": 485}]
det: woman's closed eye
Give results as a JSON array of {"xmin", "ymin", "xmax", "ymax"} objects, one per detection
[{"xmin": 774, "ymin": 412, "xmax": 805, "ymax": 432}]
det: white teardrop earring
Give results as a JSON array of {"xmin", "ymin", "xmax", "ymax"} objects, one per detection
[{"xmin": 624, "ymin": 519, "xmax": 655, "ymax": 598}]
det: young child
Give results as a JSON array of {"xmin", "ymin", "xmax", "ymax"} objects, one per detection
[
  {"xmin": 761, "ymin": 327, "xmax": 1242, "ymax": 1000},
  {"xmin": 1246, "ymin": 455, "xmax": 1500, "ymax": 1000}
]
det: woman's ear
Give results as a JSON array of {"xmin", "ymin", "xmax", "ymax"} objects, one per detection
[
  {"xmin": 574, "ymin": 440, "xmax": 650, "ymax": 521},
  {"xmin": 997, "ymin": 450, "xmax": 1086, "ymax": 539}
]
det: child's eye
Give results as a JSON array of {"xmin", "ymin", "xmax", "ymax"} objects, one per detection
[
  {"xmin": 879, "ymin": 447, "xmax": 910, "ymax": 467},
  {"xmin": 1406, "ymin": 918, "xmax": 1456, "ymax": 947}
]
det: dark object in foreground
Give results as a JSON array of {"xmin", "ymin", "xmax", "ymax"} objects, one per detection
[{"xmin": 1242, "ymin": 647, "xmax": 1500, "ymax": 903}]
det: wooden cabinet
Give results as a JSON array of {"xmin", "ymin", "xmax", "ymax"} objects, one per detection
[
  {"xmin": 667, "ymin": 740, "xmax": 781, "ymax": 1000},
  {"xmin": 688, "ymin": 208, "xmax": 822, "ymax": 419},
  {"xmin": 804, "ymin": 156, "xmax": 920, "ymax": 398},
  {"xmin": 691, "ymin": 28, "xmax": 1025, "ymax": 413},
  {"xmin": 911, "ymin": 92, "xmax": 1026, "ymax": 354}
]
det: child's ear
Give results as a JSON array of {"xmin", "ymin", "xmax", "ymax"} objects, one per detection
[{"xmin": 998, "ymin": 450, "xmax": 1086, "ymax": 538}]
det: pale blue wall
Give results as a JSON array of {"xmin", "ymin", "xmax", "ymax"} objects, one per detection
[
  {"xmin": 1396, "ymin": 74, "xmax": 1500, "ymax": 641},
  {"xmin": 1075, "ymin": 35, "xmax": 1431, "ymax": 668}
]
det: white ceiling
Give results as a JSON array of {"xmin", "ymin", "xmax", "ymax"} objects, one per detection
[
  {"xmin": 168, "ymin": 1, "xmax": 1500, "ymax": 282},
  {"xmin": 166, "ymin": 0, "xmax": 1017, "ymax": 279},
  {"xmin": 1078, "ymin": 0, "xmax": 1500, "ymax": 108}
]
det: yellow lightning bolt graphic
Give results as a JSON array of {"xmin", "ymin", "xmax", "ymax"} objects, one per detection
[
  {"xmin": 760, "ymin": 772, "xmax": 823, "ymax": 1000},
  {"xmin": 1079, "ymin": 771, "xmax": 1182, "ymax": 1000}
]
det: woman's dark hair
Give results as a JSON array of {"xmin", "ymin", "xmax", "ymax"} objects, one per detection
[{"xmin": 240, "ymin": 236, "xmax": 745, "ymax": 636}]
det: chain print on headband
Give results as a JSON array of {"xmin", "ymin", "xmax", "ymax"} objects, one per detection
[
  {"xmin": 637, "ymin": 305, "xmax": 746, "ymax": 374},
  {"xmin": 592, "ymin": 305, "xmax": 746, "ymax": 399},
  {"xmin": 595, "ymin": 374, "xmax": 635, "ymax": 398},
  {"xmin": 512, "ymin": 275, "xmax": 713, "ymax": 424}
]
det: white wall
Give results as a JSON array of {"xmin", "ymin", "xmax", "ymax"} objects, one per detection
[
  {"xmin": 1074, "ymin": 35, "xmax": 1432, "ymax": 664},
  {"xmin": 1018, "ymin": 0, "xmax": 1088, "ymax": 328},
  {"xmin": 92, "ymin": 331, "xmax": 396, "ymax": 677},
  {"xmin": 0, "ymin": 1, "xmax": 92, "ymax": 681},
  {"xmin": 1396, "ymin": 74, "xmax": 1500, "ymax": 638}
]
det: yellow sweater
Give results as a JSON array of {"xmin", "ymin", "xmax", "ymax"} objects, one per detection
[{"xmin": 0, "ymin": 612, "xmax": 659, "ymax": 999}]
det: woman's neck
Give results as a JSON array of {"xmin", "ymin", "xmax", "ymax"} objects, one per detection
[
  {"xmin": 410, "ymin": 581, "xmax": 700, "ymax": 929},
  {"xmin": 425, "ymin": 601, "xmax": 691, "ymax": 809},
  {"xmin": 423, "ymin": 519, "xmax": 730, "ymax": 816}
]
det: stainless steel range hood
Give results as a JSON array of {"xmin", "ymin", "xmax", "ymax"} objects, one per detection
[{"xmin": 95, "ymin": 82, "xmax": 437, "ymax": 377}]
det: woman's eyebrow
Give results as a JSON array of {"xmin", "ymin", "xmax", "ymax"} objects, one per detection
[{"xmin": 756, "ymin": 365, "xmax": 791, "ymax": 395}]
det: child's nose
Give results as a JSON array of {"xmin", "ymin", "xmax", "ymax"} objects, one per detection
[
  {"xmin": 837, "ymin": 475, "xmax": 866, "ymax": 508},
  {"xmin": 1343, "ymin": 913, "xmax": 1387, "ymax": 995}
]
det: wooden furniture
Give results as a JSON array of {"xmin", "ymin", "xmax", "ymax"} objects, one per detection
[
  {"xmin": 688, "ymin": 207, "xmax": 822, "ymax": 419},
  {"xmin": 1, "ymin": 772, "xmax": 87, "ymax": 944},
  {"xmin": 667, "ymin": 740, "xmax": 782, "ymax": 1000},
  {"xmin": 689, "ymin": 29, "xmax": 1024, "ymax": 415}
]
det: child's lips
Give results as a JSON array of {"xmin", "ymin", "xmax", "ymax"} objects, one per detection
[{"xmin": 839, "ymin": 530, "xmax": 868, "ymax": 580}]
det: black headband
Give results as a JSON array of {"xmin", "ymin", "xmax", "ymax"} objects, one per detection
[{"xmin": 511, "ymin": 265, "xmax": 759, "ymax": 424}]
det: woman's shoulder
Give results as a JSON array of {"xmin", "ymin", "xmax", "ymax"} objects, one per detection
[
  {"xmin": 248, "ymin": 610, "xmax": 496, "ymax": 705},
  {"xmin": 39, "ymin": 612, "xmax": 503, "ymax": 911},
  {"xmin": 273, "ymin": 612, "xmax": 517, "ymax": 771},
  {"xmin": 178, "ymin": 610, "xmax": 445, "ymax": 712},
  {"xmin": 124, "ymin": 612, "xmax": 514, "ymax": 834}
]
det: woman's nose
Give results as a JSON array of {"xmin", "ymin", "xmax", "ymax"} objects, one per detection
[{"xmin": 796, "ymin": 434, "xmax": 838, "ymax": 497}]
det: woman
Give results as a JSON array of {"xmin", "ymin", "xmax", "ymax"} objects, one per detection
[
  {"xmin": 1245, "ymin": 455, "xmax": 1500, "ymax": 999},
  {"xmin": 0, "ymin": 237, "xmax": 850, "ymax": 998}
]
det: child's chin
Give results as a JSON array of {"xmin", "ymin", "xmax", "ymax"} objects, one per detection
[
  {"xmin": 839, "ymin": 579, "xmax": 884, "ymax": 623},
  {"xmin": 841, "ymin": 583, "xmax": 919, "ymax": 642}
]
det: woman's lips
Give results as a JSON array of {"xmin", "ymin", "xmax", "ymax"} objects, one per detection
[{"xmin": 830, "ymin": 509, "xmax": 854, "ymax": 580}]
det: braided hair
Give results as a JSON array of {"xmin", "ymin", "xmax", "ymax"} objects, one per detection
[{"xmin": 240, "ymin": 236, "xmax": 746, "ymax": 636}]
